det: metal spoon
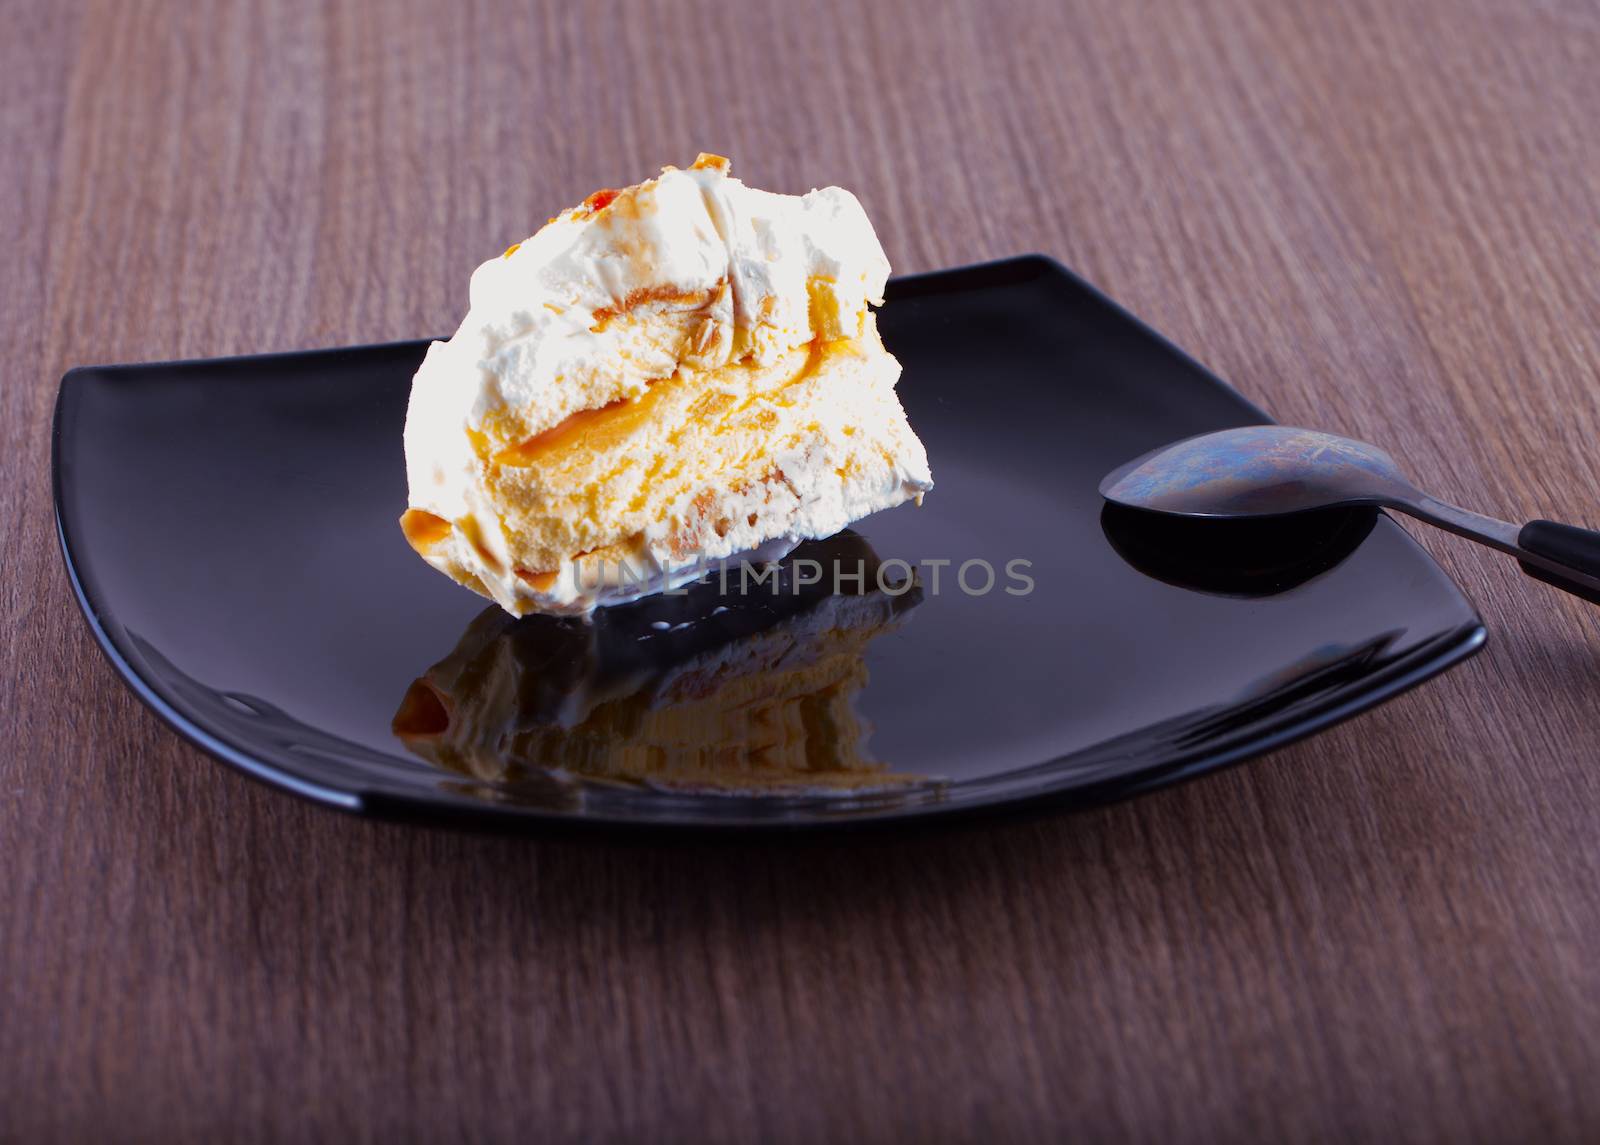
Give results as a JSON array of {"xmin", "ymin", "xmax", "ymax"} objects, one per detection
[{"xmin": 1099, "ymin": 425, "xmax": 1600, "ymax": 603}]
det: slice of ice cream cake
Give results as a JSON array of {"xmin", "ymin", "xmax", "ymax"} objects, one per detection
[{"xmin": 400, "ymin": 154, "xmax": 932, "ymax": 615}]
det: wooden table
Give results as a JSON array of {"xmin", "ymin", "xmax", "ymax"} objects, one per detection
[{"xmin": 7, "ymin": 0, "xmax": 1600, "ymax": 1139}]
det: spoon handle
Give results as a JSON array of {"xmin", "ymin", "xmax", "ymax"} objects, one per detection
[
  {"xmin": 1518, "ymin": 520, "xmax": 1600, "ymax": 606},
  {"xmin": 1401, "ymin": 496, "xmax": 1600, "ymax": 603}
]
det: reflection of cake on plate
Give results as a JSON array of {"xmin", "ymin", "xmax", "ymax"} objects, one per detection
[
  {"xmin": 400, "ymin": 154, "xmax": 932, "ymax": 616},
  {"xmin": 392, "ymin": 534, "xmax": 924, "ymax": 794}
]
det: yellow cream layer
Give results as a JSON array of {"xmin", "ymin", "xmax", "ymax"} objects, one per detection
[
  {"xmin": 468, "ymin": 272, "xmax": 870, "ymax": 456},
  {"xmin": 406, "ymin": 313, "xmax": 924, "ymax": 587}
]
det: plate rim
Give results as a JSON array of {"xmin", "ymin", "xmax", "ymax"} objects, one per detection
[{"xmin": 52, "ymin": 254, "xmax": 1489, "ymax": 835}]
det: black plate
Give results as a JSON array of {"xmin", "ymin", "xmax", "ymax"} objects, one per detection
[{"xmin": 53, "ymin": 256, "xmax": 1485, "ymax": 833}]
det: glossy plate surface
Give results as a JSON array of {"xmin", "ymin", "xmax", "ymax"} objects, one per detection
[{"xmin": 54, "ymin": 256, "xmax": 1485, "ymax": 832}]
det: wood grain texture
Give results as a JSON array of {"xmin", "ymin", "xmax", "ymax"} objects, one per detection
[{"xmin": 5, "ymin": 0, "xmax": 1600, "ymax": 1140}]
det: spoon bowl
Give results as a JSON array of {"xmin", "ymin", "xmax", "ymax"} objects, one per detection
[{"xmin": 1099, "ymin": 426, "xmax": 1416, "ymax": 518}]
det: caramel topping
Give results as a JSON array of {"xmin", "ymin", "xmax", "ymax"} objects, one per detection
[
  {"xmin": 495, "ymin": 336, "xmax": 835, "ymax": 471},
  {"xmin": 692, "ymin": 153, "xmax": 731, "ymax": 172},
  {"xmin": 581, "ymin": 187, "xmax": 621, "ymax": 214},
  {"xmin": 495, "ymin": 392, "xmax": 656, "ymax": 467},
  {"xmin": 516, "ymin": 567, "xmax": 559, "ymax": 592},
  {"xmin": 399, "ymin": 508, "xmax": 451, "ymax": 552},
  {"xmin": 590, "ymin": 284, "xmax": 717, "ymax": 332},
  {"xmin": 502, "ymin": 241, "xmax": 522, "ymax": 259},
  {"xmin": 456, "ymin": 514, "xmax": 504, "ymax": 574}
]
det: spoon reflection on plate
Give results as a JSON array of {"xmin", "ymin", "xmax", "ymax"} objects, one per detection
[{"xmin": 1100, "ymin": 501, "xmax": 1379, "ymax": 597}]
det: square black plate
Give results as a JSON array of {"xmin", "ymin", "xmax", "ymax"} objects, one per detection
[{"xmin": 53, "ymin": 256, "xmax": 1484, "ymax": 833}]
